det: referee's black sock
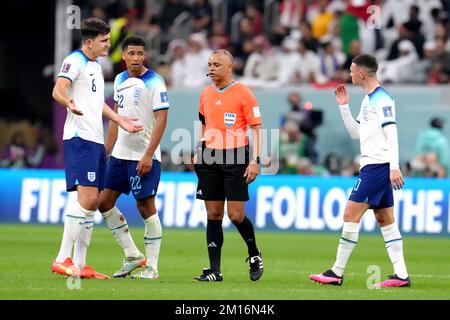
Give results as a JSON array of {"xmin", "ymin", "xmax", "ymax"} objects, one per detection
[
  {"xmin": 233, "ymin": 216, "xmax": 259, "ymax": 257},
  {"xmin": 207, "ymin": 219, "xmax": 223, "ymax": 272}
]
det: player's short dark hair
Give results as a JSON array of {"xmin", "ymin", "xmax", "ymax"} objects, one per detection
[
  {"xmin": 352, "ymin": 54, "xmax": 378, "ymax": 73},
  {"xmin": 122, "ymin": 36, "xmax": 146, "ymax": 51},
  {"xmin": 80, "ymin": 18, "xmax": 110, "ymax": 41}
]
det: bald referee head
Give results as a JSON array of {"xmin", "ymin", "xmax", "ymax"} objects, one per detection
[{"xmin": 207, "ymin": 49, "xmax": 234, "ymax": 88}]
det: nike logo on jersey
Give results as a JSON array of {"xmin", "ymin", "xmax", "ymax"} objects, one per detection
[{"xmin": 89, "ymin": 73, "xmax": 94, "ymax": 76}]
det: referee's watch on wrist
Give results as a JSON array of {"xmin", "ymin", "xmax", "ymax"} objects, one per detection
[{"xmin": 252, "ymin": 156, "xmax": 261, "ymax": 164}]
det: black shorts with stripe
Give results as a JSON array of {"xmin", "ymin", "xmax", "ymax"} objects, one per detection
[{"xmin": 194, "ymin": 146, "xmax": 249, "ymax": 201}]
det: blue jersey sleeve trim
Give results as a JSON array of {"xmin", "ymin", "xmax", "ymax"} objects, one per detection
[
  {"xmin": 57, "ymin": 75, "xmax": 73, "ymax": 82},
  {"xmin": 381, "ymin": 121, "xmax": 396, "ymax": 128},
  {"xmin": 153, "ymin": 106, "xmax": 169, "ymax": 111}
]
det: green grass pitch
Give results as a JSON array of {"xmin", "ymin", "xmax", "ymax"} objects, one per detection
[{"xmin": 0, "ymin": 224, "xmax": 449, "ymax": 300}]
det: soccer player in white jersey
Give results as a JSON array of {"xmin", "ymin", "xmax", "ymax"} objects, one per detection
[
  {"xmin": 98, "ymin": 36, "xmax": 169, "ymax": 279},
  {"xmin": 309, "ymin": 54, "xmax": 411, "ymax": 287},
  {"xmin": 51, "ymin": 18, "xmax": 143, "ymax": 279}
]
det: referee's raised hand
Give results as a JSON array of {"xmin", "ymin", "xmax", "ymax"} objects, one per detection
[{"xmin": 244, "ymin": 162, "xmax": 259, "ymax": 184}]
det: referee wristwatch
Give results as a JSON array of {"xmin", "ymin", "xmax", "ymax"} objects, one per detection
[{"xmin": 252, "ymin": 156, "xmax": 261, "ymax": 164}]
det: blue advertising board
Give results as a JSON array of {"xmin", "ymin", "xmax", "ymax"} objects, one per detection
[{"xmin": 0, "ymin": 169, "xmax": 449, "ymax": 235}]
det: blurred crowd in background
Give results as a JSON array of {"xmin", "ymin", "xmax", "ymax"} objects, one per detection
[
  {"xmin": 73, "ymin": 0, "xmax": 450, "ymax": 87},
  {"xmin": 1, "ymin": 0, "xmax": 449, "ymax": 177}
]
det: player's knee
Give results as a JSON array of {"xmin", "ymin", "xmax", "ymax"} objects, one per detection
[
  {"xmin": 375, "ymin": 214, "xmax": 393, "ymax": 226},
  {"xmin": 136, "ymin": 201, "xmax": 144, "ymax": 212},
  {"xmin": 228, "ymin": 211, "xmax": 244, "ymax": 224},
  {"xmin": 82, "ymin": 195, "xmax": 100, "ymax": 211},
  {"xmin": 343, "ymin": 211, "xmax": 358, "ymax": 223},
  {"xmin": 98, "ymin": 201, "xmax": 113, "ymax": 213},
  {"xmin": 136, "ymin": 201, "xmax": 151, "ymax": 216},
  {"xmin": 206, "ymin": 210, "xmax": 224, "ymax": 220}
]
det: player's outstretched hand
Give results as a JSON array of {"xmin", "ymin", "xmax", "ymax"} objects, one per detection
[
  {"xmin": 390, "ymin": 169, "xmax": 405, "ymax": 190},
  {"xmin": 118, "ymin": 116, "xmax": 144, "ymax": 133},
  {"xmin": 67, "ymin": 99, "xmax": 83, "ymax": 115},
  {"xmin": 137, "ymin": 155, "xmax": 152, "ymax": 176},
  {"xmin": 244, "ymin": 163, "xmax": 259, "ymax": 184},
  {"xmin": 335, "ymin": 84, "xmax": 349, "ymax": 105}
]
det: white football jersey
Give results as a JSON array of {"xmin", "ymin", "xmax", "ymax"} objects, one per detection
[
  {"xmin": 111, "ymin": 69, "xmax": 169, "ymax": 162},
  {"xmin": 356, "ymin": 86, "xmax": 397, "ymax": 169},
  {"xmin": 58, "ymin": 49, "xmax": 105, "ymax": 144}
]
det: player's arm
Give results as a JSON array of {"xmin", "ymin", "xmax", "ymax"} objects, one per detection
[
  {"xmin": 244, "ymin": 123, "xmax": 262, "ymax": 183},
  {"xmin": 52, "ymin": 78, "xmax": 83, "ymax": 115},
  {"xmin": 241, "ymin": 88, "xmax": 262, "ymax": 184},
  {"xmin": 383, "ymin": 123, "xmax": 404, "ymax": 190},
  {"xmin": 335, "ymin": 84, "xmax": 359, "ymax": 139},
  {"xmin": 136, "ymin": 109, "xmax": 168, "ymax": 176},
  {"xmin": 102, "ymin": 103, "xmax": 143, "ymax": 133},
  {"xmin": 377, "ymin": 98, "xmax": 404, "ymax": 189},
  {"xmin": 105, "ymin": 103, "xmax": 119, "ymax": 156},
  {"xmin": 192, "ymin": 114, "xmax": 205, "ymax": 165}
]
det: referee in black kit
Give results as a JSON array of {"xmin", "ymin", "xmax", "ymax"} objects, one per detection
[{"xmin": 193, "ymin": 49, "xmax": 263, "ymax": 282}]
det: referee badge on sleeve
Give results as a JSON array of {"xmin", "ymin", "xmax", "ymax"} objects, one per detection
[
  {"xmin": 224, "ymin": 112, "xmax": 236, "ymax": 127},
  {"xmin": 253, "ymin": 106, "xmax": 261, "ymax": 117}
]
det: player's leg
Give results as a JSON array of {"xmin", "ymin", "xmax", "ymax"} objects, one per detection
[
  {"xmin": 73, "ymin": 186, "xmax": 100, "ymax": 266},
  {"xmin": 131, "ymin": 195, "xmax": 161, "ymax": 279},
  {"xmin": 53, "ymin": 138, "xmax": 101, "ymax": 277},
  {"xmin": 100, "ymin": 156, "xmax": 143, "ymax": 265},
  {"xmin": 309, "ymin": 200, "xmax": 369, "ymax": 285},
  {"xmin": 71, "ymin": 139, "xmax": 109, "ymax": 279},
  {"xmin": 374, "ymin": 206, "xmax": 410, "ymax": 287},
  {"xmin": 331, "ymin": 201, "xmax": 368, "ymax": 276},
  {"xmin": 223, "ymin": 146, "xmax": 262, "ymax": 281},
  {"xmin": 99, "ymin": 189, "xmax": 145, "ymax": 278},
  {"xmin": 205, "ymin": 200, "xmax": 225, "ymax": 271},
  {"xmin": 124, "ymin": 159, "xmax": 162, "ymax": 279},
  {"xmin": 53, "ymin": 198, "xmax": 88, "ymax": 276},
  {"xmin": 227, "ymin": 201, "xmax": 263, "ymax": 281},
  {"xmin": 194, "ymin": 156, "xmax": 225, "ymax": 281},
  {"xmin": 192, "ymin": 201, "xmax": 225, "ymax": 281}
]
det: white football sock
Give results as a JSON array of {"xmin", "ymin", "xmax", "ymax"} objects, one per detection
[
  {"xmin": 56, "ymin": 201, "xmax": 86, "ymax": 263},
  {"xmin": 381, "ymin": 223, "xmax": 408, "ymax": 279},
  {"xmin": 144, "ymin": 213, "xmax": 162, "ymax": 272},
  {"xmin": 331, "ymin": 222, "xmax": 360, "ymax": 277},
  {"xmin": 101, "ymin": 206, "xmax": 141, "ymax": 258},
  {"xmin": 73, "ymin": 205, "xmax": 95, "ymax": 269}
]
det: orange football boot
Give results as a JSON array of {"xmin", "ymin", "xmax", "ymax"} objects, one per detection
[
  {"xmin": 51, "ymin": 257, "xmax": 78, "ymax": 276},
  {"xmin": 81, "ymin": 265, "xmax": 110, "ymax": 279}
]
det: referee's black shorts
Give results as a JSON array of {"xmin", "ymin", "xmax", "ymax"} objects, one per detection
[{"xmin": 194, "ymin": 146, "xmax": 250, "ymax": 201}]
